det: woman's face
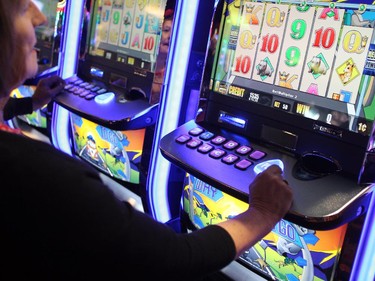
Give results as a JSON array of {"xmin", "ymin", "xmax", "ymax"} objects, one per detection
[
  {"xmin": 159, "ymin": 18, "xmax": 172, "ymax": 55},
  {"xmin": 12, "ymin": 0, "xmax": 47, "ymax": 86}
]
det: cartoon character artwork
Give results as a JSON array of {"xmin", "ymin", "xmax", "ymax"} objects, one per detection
[
  {"xmin": 278, "ymin": 71, "xmax": 298, "ymax": 89},
  {"xmin": 338, "ymin": 60, "xmax": 357, "ymax": 85},
  {"xmin": 101, "ymin": 143, "xmax": 125, "ymax": 165},
  {"xmin": 351, "ymin": 5, "xmax": 375, "ymax": 28},
  {"xmin": 123, "ymin": 11, "xmax": 132, "ymax": 26},
  {"xmin": 145, "ymin": 14, "xmax": 159, "ymax": 34},
  {"xmin": 125, "ymin": 0, "xmax": 135, "ymax": 9},
  {"xmin": 79, "ymin": 134, "xmax": 108, "ymax": 172},
  {"xmin": 244, "ymin": 3, "xmax": 263, "ymax": 25},
  {"xmin": 137, "ymin": 0, "xmax": 147, "ymax": 11},
  {"xmin": 307, "ymin": 55, "xmax": 328, "ymax": 76},
  {"xmin": 113, "ymin": 0, "xmax": 123, "ymax": 9},
  {"xmin": 256, "ymin": 59, "xmax": 274, "ymax": 78},
  {"xmin": 183, "ymin": 175, "xmax": 347, "ymax": 281}
]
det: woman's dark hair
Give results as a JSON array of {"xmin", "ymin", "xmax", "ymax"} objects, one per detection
[{"xmin": 0, "ymin": 0, "xmax": 20, "ymax": 93}]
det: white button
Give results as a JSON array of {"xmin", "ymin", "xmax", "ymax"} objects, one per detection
[
  {"xmin": 253, "ymin": 159, "xmax": 284, "ymax": 174},
  {"xmin": 94, "ymin": 92, "xmax": 115, "ymax": 104}
]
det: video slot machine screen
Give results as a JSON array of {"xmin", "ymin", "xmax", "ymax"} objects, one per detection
[
  {"xmin": 34, "ymin": 0, "xmax": 65, "ymax": 75},
  {"xmin": 83, "ymin": 0, "xmax": 168, "ymax": 99},
  {"xmin": 206, "ymin": 0, "xmax": 375, "ymax": 178},
  {"xmin": 70, "ymin": 113, "xmax": 145, "ymax": 184},
  {"xmin": 182, "ymin": 174, "xmax": 348, "ymax": 281}
]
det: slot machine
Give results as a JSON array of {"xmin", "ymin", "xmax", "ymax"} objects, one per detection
[
  {"xmin": 50, "ymin": 0, "xmax": 193, "ymax": 213},
  {"xmin": 159, "ymin": 0, "xmax": 375, "ymax": 279},
  {"xmin": 147, "ymin": 0, "xmax": 215, "ymax": 223},
  {"xmin": 6, "ymin": 0, "xmax": 67, "ymax": 141}
]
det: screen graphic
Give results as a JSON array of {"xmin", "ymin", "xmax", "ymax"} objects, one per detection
[
  {"xmin": 70, "ymin": 113, "xmax": 145, "ymax": 184},
  {"xmin": 183, "ymin": 174, "xmax": 348, "ymax": 281}
]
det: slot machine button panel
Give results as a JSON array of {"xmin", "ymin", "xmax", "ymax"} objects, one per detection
[{"xmin": 160, "ymin": 120, "xmax": 373, "ymax": 230}]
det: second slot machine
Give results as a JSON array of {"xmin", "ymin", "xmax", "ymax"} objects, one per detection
[
  {"xmin": 51, "ymin": 0, "xmax": 177, "ymax": 212},
  {"xmin": 160, "ymin": 0, "xmax": 375, "ymax": 280}
]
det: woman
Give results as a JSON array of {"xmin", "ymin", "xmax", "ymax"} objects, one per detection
[
  {"xmin": 150, "ymin": 8, "xmax": 174, "ymax": 105},
  {"xmin": 0, "ymin": 1, "xmax": 293, "ymax": 280},
  {"xmin": 0, "ymin": 0, "xmax": 64, "ymax": 124}
]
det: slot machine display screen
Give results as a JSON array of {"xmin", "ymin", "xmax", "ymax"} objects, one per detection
[
  {"xmin": 212, "ymin": 0, "xmax": 375, "ymax": 135},
  {"xmin": 207, "ymin": 0, "xmax": 375, "ymax": 176},
  {"xmin": 70, "ymin": 113, "xmax": 145, "ymax": 184},
  {"xmin": 34, "ymin": 0, "xmax": 65, "ymax": 74},
  {"xmin": 183, "ymin": 174, "xmax": 348, "ymax": 281},
  {"xmin": 84, "ymin": 0, "xmax": 167, "ymax": 94}
]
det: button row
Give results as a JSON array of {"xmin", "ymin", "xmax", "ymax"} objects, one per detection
[
  {"xmin": 64, "ymin": 77, "xmax": 108, "ymax": 100},
  {"xmin": 176, "ymin": 127, "xmax": 267, "ymax": 171}
]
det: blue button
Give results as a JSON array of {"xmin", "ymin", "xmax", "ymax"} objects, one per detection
[
  {"xmin": 94, "ymin": 92, "xmax": 115, "ymax": 104},
  {"xmin": 253, "ymin": 159, "xmax": 284, "ymax": 174}
]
